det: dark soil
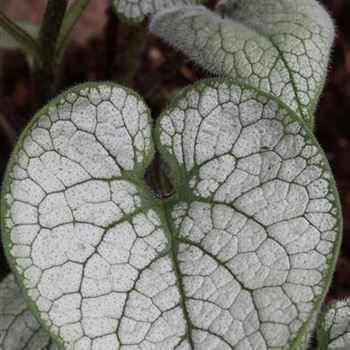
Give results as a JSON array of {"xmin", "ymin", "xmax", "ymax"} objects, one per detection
[
  {"xmin": 0, "ymin": 0, "xmax": 349, "ymax": 332},
  {"xmin": 317, "ymin": 0, "xmax": 350, "ymax": 301}
]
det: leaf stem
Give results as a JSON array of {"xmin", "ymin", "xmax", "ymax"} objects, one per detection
[
  {"xmin": 115, "ymin": 24, "xmax": 146, "ymax": 86},
  {"xmin": 103, "ymin": 6, "xmax": 119, "ymax": 80},
  {"xmin": 0, "ymin": 12, "xmax": 38, "ymax": 53},
  {"xmin": 32, "ymin": 0, "xmax": 68, "ymax": 108},
  {"xmin": 56, "ymin": 0, "xmax": 92, "ymax": 55}
]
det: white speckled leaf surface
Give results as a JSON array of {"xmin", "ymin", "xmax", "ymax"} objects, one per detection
[
  {"xmin": 0, "ymin": 274, "xmax": 58, "ymax": 350},
  {"xmin": 317, "ymin": 299, "xmax": 350, "ymax": 350},
  {"xmin": 150, "ymin": 0, "xmax": 334, "ymax": 126},
  {"xmin": 1, "ymin": 80, "xmax": 342, "ymax": 350},
  {"xmin": 111, "ymin": 0, "xmax": 199, "ymax": 23}
]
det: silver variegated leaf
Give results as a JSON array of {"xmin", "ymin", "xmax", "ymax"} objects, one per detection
[
  {"xmin": 1, "ymin": 80, "xmax": 341, "ymax": 349},
  {"xmin": 111, "ymin": 0, "xmax": 199, "ymax": 23},
  {"xmin": 317, "ymin": 299, "xmax": 350, "ymax": 350},
  {"xmin": 0, "ymin": 274, "xmax": 58, "ymax": 350},
  {"xmin": 150, "ymin": 0, "xmax": 334, "ymax": 126}
]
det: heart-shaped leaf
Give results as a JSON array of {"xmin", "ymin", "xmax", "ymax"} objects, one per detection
[
  {"xmin": 1, "ymin": 80, "xmax": 341, "ymax": 349},
  {"xmin": 111, "ymin": 0, "xmax": 200, "ymax": 23},
  {"xmin": 0, "ymin": 274, "xmax": 58, "ymax": 350},
  {"xmin": 150, "ymin": 0, "xmax": 334, "ymax": 126},
  {"xmin": 317, "ymin": 299, "xmax": 350, "ymax": 350}
]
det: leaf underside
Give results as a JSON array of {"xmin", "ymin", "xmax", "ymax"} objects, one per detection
[
  {"xmin": 0, "ymin": 274, "xmax": 58, "ymax": 350},
  {"xmin": 317, "ymin": 299, "xmax": 350, "ymax": 350},
  {"xmin": 0, "ymin": 21, "xmax": 39, "ymax": 51},
  {"xmin": 111, "ymin": 0, "xmax": 200, "ymax": 23},
  {"xmin": 0, "ymin": 80, "xmax": 341, "ymax": 350},
  {"xmin": 150, "ymin": 0, "xmax": 334, "ymax": 126}
]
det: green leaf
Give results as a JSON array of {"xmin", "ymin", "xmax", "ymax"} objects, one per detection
[
  {"xmin": 0, "ymin": 19, "xmax": 39, "ymax": 52},
  {"xmin": 150, "ymin": 0, "xmax": 334, "ymax": 126},
  {"xmin": 1, "ymin": 80, "xmax": 342, "ymax": 349},
  {"xmin": 317, "ymin": 299, "xmax": 350, "ymax": 350},
  {"xmin": 111, "ymin": 0, "xmax": 200, "ymax": 24},
  {"xmin": 0, "ymin": 274, "xmax": 58, "ymax": 350}
]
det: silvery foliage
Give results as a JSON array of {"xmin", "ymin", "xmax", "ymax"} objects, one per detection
[
  {"xmin": 111, "ymin": 0, "xmax": 200, "ymax": 23},
  {"xmin": 150, "ymin": 0, "xmax": 334, "ymax": 126},
  {"xmin": 0, "ymin": 1, "xmax": 344, "ymax": 350},
  {"xmin": 0, "ymin": 274, "xmax": 58, "ymax": 350},
  {"xmin": 317, "ymin": 299, "xmax": 350, "ymax": 350}
]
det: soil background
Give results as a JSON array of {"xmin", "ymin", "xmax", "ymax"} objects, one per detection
[{"xmin": 0, "ymin": 0, "xmax": 350, "ymax": 342}]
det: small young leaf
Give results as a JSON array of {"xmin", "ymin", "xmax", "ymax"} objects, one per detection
[
  {"xmin": 1, "ymin": 80, "xmax": 342, "ymax": 349},
  {"xmin": 150, "ymin": 0, "xmax": 334, "ymax": 126},
  {"xmin": 317, "ymin": 299, "xmax": 350, "ymax": 350},
  {"xmin": 0, "ymin": 274, "xmax": 58, "ymax": 350},
  {"xmin": 0, "ymin": 21, "xmax": 39, "ymax": 51},
  {"xmin": 111, "ymin": 0, "xmax": 199, "ymax": 23}
]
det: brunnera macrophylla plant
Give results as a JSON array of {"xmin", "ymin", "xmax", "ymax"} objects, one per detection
[
  {"xmin": 111, "ymin": 0, "xmax": 201, "ymax": 24},
  {"xmin": 150, "ymin": 0, "xmax": 334, "ymax": 127},
  {"xmin": 0, "ymin": 80, "xmax": 342, "ymax": 349},
  {"xmin": 0, "ymin": 1, "xmax": 346, "ymax": 350}
]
